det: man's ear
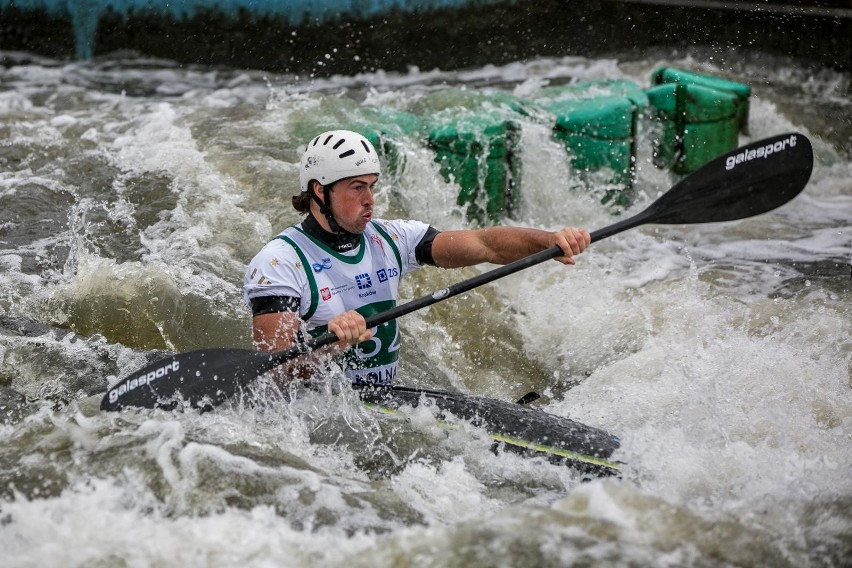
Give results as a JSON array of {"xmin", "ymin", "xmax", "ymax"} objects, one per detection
[{"xmin": 310, "ymin": 180, "xmax": 324, "ymax": 202}]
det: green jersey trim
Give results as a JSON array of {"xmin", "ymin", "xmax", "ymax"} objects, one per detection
[
  {"xmin": 278, "ymin": 235, "xmax": 319, "ymax": 321},
  {"xmin": 292, "ymin": 226, "xmax": 366, "ymax": 264},
  {"xmin": 371, "ymin": 221, "xmax": 403, "ymax": 271}
]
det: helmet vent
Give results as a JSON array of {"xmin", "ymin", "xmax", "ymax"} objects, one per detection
[
  {"xmin": 339, "ymin": 149, "xmax": 355, "ymax": 158},
  {"xmin": 360, "ymin": 140, "xmax": 371, "ymax": 153},
  {"xmin": 322, "ymin": 134, "xmax": 334, "ymax": 145},
  {"xmin": 333, "ymin": 138, "xmax": 345, "ymax": 149}
]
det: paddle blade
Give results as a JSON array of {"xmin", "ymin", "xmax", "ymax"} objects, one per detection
[
  {"xmin": 100, "ymin": 348, "xmax": 278, "ymax": 411},
  {"xmin": 645, "ymin": 132, "xmax": 813, "ymax": 225}
]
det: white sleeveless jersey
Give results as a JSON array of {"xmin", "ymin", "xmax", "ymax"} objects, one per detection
[{"xmin": 243, "ymin": 219, "xmax": 430, "ymax": 385}]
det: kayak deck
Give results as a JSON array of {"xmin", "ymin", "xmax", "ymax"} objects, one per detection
[{"xmin": 356, "ymin": 385, "xmax": 622, "ymax": 478}]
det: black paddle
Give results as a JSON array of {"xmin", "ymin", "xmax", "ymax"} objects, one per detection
[{"xmin": 101, "ymin": 132, "xmax": 813, "ymax": 412}]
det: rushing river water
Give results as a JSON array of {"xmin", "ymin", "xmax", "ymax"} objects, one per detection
[{"xmin": 1, "ymin": 47, "xmax": 850, "ymax": 567}]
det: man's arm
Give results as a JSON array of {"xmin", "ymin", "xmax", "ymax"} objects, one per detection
[
  {"xmin": 252, "ymin": 310, "xmax": 302, "ymax": 353},
  {"xmin": 430, "ymin": 226, "xmax": 591, "ymax": 268}
]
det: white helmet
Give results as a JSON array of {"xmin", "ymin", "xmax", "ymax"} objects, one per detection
[{"xmin": 299, "ymin": 130, "xmax": 381, "ymax": 193}]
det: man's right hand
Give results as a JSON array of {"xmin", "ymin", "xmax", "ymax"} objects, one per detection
[{"xmin": 327, "ymin": 310, "xmax": 373, "ymax": 346}]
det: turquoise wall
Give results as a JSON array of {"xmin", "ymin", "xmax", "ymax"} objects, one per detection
[
  {"xmin": 2, "ymin": 0, "xmax": 848, "ymax": 72},
  {"xmin": 1, "ymin": 0, "xmax": 502, "ymax": 58}
]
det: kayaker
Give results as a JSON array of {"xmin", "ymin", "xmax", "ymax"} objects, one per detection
[{"xmin": 243, "ymin": 129, "xmax": 590, "ymax": 386}]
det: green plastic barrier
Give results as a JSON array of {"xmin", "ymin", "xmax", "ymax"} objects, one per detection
[
  {"xmin": 533, "ymin": 80, "xmax": 649, "ymax": 207},
  {"xmin": 648, "ymin": 68, "xmax": 750, "ymax": 175},
  {"xmin": 653, "ymin": 67, "xmax": 750, "ymax": 130},
  {"xmin": 423, "ymin": 81, "xmax": 650, "ymax": 221},
  {"xmin": 428, "ymin": 115, "xmax": 522, "ymax": 225}
]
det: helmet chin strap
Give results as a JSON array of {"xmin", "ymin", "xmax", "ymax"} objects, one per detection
[
  {"xmin": 311, "ymin": 183, "xmax": 358, "ymax": 250},
  {"xmin": 311, "ymin": 184, "xmax": 343, "ymax": 234}
]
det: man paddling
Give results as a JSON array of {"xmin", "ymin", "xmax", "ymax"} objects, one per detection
[
  {"xmin": 101, "ymin": 132, "xmax": 810, "ymax": 412},
  {"xmin": 243, "ymin": 129, "xmax": 590, "ymax": 386}
]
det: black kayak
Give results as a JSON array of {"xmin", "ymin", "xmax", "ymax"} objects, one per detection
[{"xmin": 355, "ymin": 385, "xmax": 622, "ymax": 477}]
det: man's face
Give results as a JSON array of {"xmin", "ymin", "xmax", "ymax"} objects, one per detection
[{"xmin": 325, "ymin": 174, "xmax": 378, "ymax": 234}]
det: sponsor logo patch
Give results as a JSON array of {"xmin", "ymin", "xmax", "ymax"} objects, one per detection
[
  {"xmin": 355, "ymin": 273, "xmax": 372, "ymax": 289},
  {"xmin": 377, "ymin": 267, "xmax": 398, "ymax": 283},
  {"xmin": 312, "ymin": 258, "xmax": 333, "ymax": 273}
]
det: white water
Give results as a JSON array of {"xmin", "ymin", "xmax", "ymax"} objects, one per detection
[{"xmin": 0, "ymin": 48, "xmax": 850, "ymax": 567}]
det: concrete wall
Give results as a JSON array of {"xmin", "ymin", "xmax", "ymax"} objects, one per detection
[{"xmin": 1, "ymin": 0, "xmax": 850, "ymax": 72}]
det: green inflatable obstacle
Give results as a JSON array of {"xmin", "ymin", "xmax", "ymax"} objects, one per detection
[
  {"xmin": 647, "ymin": 68, "xmax": 750, "ymax": 175},
  {"xmin": 424, "ymin": 81, "xmax": 649, "ymax": 224},
  {"xmin": 415, "ymin": 89, "xmax": 523, "ymax": 225},
  {"xmin": 426, "ymin": 104, "xmax": 523, "ymax": 225},
  {"xmin": 533, "ymin": 80, "xmax": 649, "ymax": 208}
]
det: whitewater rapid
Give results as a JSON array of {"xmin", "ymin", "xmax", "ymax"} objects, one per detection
[{"xmin": 0, "ymin": 47, "xmax": 850, "ymax": 566}]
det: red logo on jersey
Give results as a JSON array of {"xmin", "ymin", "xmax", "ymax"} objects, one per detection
[
  {"xmin": 370, "ymin": 234, "xmax": 384, "ymax": 252},
  {"xmin": 321, "ymin": 287, "xmax": 331, "ymax": 301}
]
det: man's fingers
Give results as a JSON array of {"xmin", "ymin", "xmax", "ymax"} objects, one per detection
[
  {"xmin": 566, "ymin": 228, "xmax": 590, "ymax": 253},
  {"xmin": 555, "ymin": 228, "xmax": 590, "ymax": 263},
  {"xmin": 329, "ymin": 312, "xmax": 372, "ymax": 344}
]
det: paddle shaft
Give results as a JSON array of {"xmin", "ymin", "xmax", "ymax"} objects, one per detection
[{"xmin": 300, "ymin": 209, "xmax": 649, "ymax": 354}]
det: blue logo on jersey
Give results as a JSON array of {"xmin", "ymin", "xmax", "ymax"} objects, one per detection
[
  {"xmin": 355, "ymin": 273, "xmax": 373, "ymax": 289},
  {"xmin": 312, "ymin": 258, "xmax": 332, "ymax": 273},
  {"xmin": 377, "ymin": 267, "xmax": 399, "ymax": 283}
]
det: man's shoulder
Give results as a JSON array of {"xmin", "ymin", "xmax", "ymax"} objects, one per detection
[
  {"xmin": 250, "ymin": 229, "xmax": 303, "ymax": 263},
  {"xmin": 371, "ymin": 218, "xmax": 430, "ymax": 238}
]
